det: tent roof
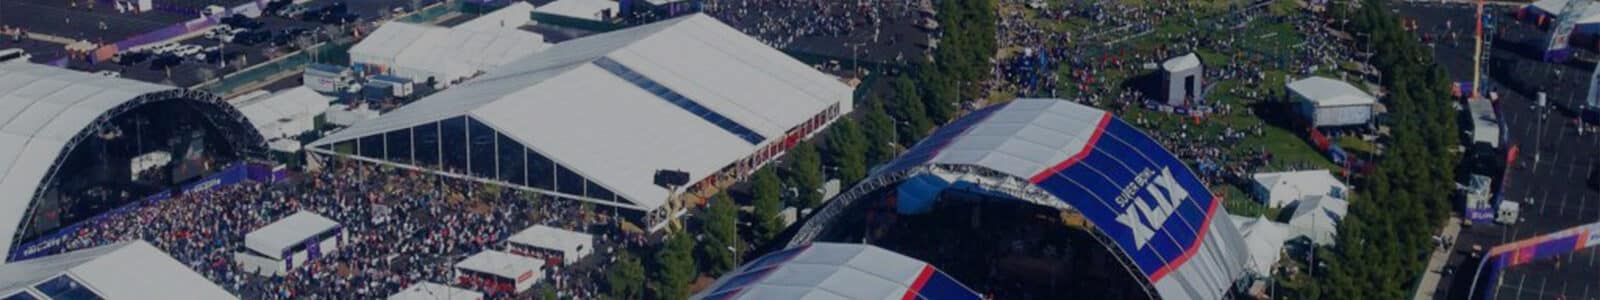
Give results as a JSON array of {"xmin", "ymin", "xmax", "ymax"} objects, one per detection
[
  {"xmin": 456, "ymin": 2, "xmax": 534, "ymax": 31},
  {"xmin": 0, "ymin": 241, "xmax": 236, "ymax": 300},
  {"xmin": 506, "ymin": 225, "xmax": 592, "ymax": 251},
  {"xmin": 388, "ymin": 282, "xmax": 482, "ymax": 300},
  {"xmin": 233, "ymin": 86, "xmax": 330, "ymax": 133},
  {"xmin": 835, "ymin": 98, "xmax": 1250, "ymax": 300},
  {"xmin": 1231, "ymin": 215, "xmax": 1290, "ymax": 276},
  {"xmin": 1162, "ymin": 53, "xmax": 1200, "ymax": 72},
  {"xmin": 312, "ymin": 14, "xmax": 850, "ymax": 210},
  {"xmin": 244, "ymin": 211, "xmax": 339, "ymax": 258},
  {"xmin": 1288, "ymin": 77, "xmax": 1375, "ymax": 107},
  {"xmin": 1251, "ymin": 169, "xmax": 1346, "ymax": 208},
  {"xmin": 454, "ymin": 250, "xmax": 543, "ymax": 280},
  {"xmin": 693, "ymin": 243, "xmax": 980, "ymax": 300},
  {"xmin": 534, "ymin": 0, "xmax": 615, "ymax": 21},
  {"xmin": 0, "ymin": 62, "xmax": 174, "ymax": 262},
  {"xmin": 350, "ymin": 21, "xmax": 548, "ymax": 81},
  {"xmin": 1468, "ymin": 98, "xmax": 1500, "ymax": 147}
]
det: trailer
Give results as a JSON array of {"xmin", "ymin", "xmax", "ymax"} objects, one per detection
[
  {"xmin": 370, "ymin": 74, "xmax": 415, "ymax": 97},
  {"xmin": 305, "ymin": 64, "xmax": 353, "ymax": 94}
]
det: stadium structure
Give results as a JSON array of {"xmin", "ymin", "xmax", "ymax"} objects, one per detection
[
  {"xmin": 0, "ymin": 62, "xmax": 267, "ymax": 262},
  {"xmin": 791, "ymin": 99, "xmax": 1250, "ymax": 299},
  {"xmin": 693, "ymin": 242, "xmax": 981, "ymax": 300},
  {"xmin": 308, "ymin": 14, "xmax": 853, "ymax": 231}
]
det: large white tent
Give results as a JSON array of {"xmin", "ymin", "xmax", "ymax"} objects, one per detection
[
  {"xmin": 243, "ymin": 211, "xmax": 340, "ymax": 259},
  {"xmin": 694, "ymin": 243, "xmax": 981, "ymax": 300},
  {"xmin": 350, "ymin": 21, "xmax": 548, "ymax": 85},
  {"xmin": 309, "ymin": 14, "xmax": 852, "ymax": 225},
  {"xmin": 0, "ymin": 63, "xmax": 266, "ymax": 262},
  {"xmin": 0, "ymin": 241, "xmax": 236, "ymax": 299}
]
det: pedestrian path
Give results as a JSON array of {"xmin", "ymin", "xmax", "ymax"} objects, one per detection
[{"xmin": 1414, "ymin": 217, "xmax": 1464, "ymax": 300}]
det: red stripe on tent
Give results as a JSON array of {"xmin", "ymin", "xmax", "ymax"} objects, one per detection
[
  {"xmin": 901, "ymin": 265, "xmax": 937, "ymax": 300},
  {"xmin": 1029, "ymin": 112, "xmax": 1113, "ymax": 183},
  {"xmin": 1147, "ymin": 196, "xmax": 1221, "ymax": 283}
]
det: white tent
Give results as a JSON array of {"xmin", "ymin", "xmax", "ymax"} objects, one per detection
[
  {"xmin": 1251, "ymin": 169, "xmax": 1347, "ymax": 209},
  {"xmin": 233, "ymin": 86, "xmax": 331, "ymax": 141},
  {"xmin": 244, "ymin": 211, "xmax": 340, "ymax": 259},
  {"xmin": 1288, "ymin": 195, "xmax": 1348, "ymax": 246},
  {"xmin": 534, "ymin": 0, "xmax": 615, "ymax": 21},
  {"xmin": 455, "ymin": 250, "xmax": 544, "ymax": 293},
  {"xmin": 505, "ymin": 225, "xmax": 593, "ymax": 265},
  {"xmin": 1231, "ymin": 215, "xmax": 1291, "ymax": 277},
  {"xmin": 310, "ymin": 14, "xmax": 853, "ymax": 215},
  {"xmin": 388, "ymin": 282, "xmax": 483, "ymax": 300},
  {"xmin": 1288, "ymin": 77, "xmax": 1377, "ymax": 127},
  {"xmin": 457, "ymin": 2, "xmax": 534, "ymax": 31},
  {"xmin": 0, "ymin": 241, "xmax": 236, "ymax": 300},
  {"xmin": 350, "ymin": 22, "xmax": 548, "ymax": 84}
]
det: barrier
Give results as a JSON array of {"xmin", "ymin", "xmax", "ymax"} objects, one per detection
[
  {"xmin": 1469, "ymin": 221, "xmax": 1600, "ymax": 299},
  {"xmin": 7, "ymin": 162, "xmax": 256, "ymax": 262}
]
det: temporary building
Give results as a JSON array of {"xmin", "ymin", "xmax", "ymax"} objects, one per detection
[
  {"xmin": 0, "ymin": 241, "xmax": 236, "ymax": 300},
  {"xmin": 308, "ymin": 14, "xmax": 852, "ymax": 231},
  {"xmin": 1288, "ymin": 195, "xmax": 1348, "ymax": 246},
  {"xmin": 505, "ymin": 225, "xmax": 593, "ymax": 265},
  {"xmin": 388, "ymin": 282, "xmax": 483, "ymax": 300},
  {"xmin": 237, "ymin": 211, "xmax": 344, "ymax": 276},
  {"xmin": 1231, "ymin": 215, "xmax": 1291, "ymax": 277},
  {"xmin": 349, "ymin": 21, "xmax": 548, "ymax": 85},
  {"xmin": 1251, "ymin": 169, "xmax": 1347, "ymax": 209},
  {"xmin": 232, "ymin": 86, "xmax": 332, "ymax": 143},
  {"xmin": 454, "ymin": 250, "xmax": 544, "ymax": 294},
  {"xmin": 1161, "ymin": 53, "xmax": 1203, "ymax": 107},
  {"xmin": 1288, "ymin": 77, "xmax": 1377, "ymax": 127}
]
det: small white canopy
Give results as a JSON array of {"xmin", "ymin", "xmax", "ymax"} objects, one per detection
[
  {"xmin": 506, "ymin": 225, "xmax": 593, "ymax": 265},
  {"xmin": 1288, "ymin": 195, "xmax": 1348, "ymax": 246},
  {"xmin": 455, "ymin": 250, "xmax": 544, "ymax": 282},
  {"xmin": 388, "ymin": 282, "xmax": 483, "ymax": 300},
  {"xmin": 1231, "ymin": 215, "xmax": 1291, "ymax": 277},
  {"xmin": 244, "ymin": 211, "xmax": 340, "ymax": 259}
]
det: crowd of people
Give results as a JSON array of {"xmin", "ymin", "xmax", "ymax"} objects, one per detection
[
  {"xmin": 990, "ymin": 0, "xmax": 1370, "ymax": 189},
  {"xmin": 54, "ymin": 161, "xmax": 644, "ymax": 299}
]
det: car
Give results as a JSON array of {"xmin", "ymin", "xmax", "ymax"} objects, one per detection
[
  {"xmin": 173, "ymin": 44, "xmax": 203, "ymax": 57},
  {"xmin": 148, "ymin": 43, "xmax": 181, "ymax": 54},
  {"xmin": 93, "ymin": 70, "xmax": 120, "ymax": 77},
  {"xmin": 232, "ymin": 31, "xmax": 272, "ymax": 46},
  {"xmin": 114, "ymin": 51, "xmax": 151, "ymax": 65},
  {"xmin": 221, "ymin": 15, "xmax": 264, "ymax": 30},
  {"xmin": 318, "ymin": 13, "xmax": 360, "ymax": 25},
  {"xmin": 203, "ymin": 25, "xmax": 233, "ymax": 40},
  {"xmin": 202, "ymin": 51, "xmax": 243, "ymax": 64},
  {"xmin": 148, "ymin": 54, "xmax": 182, "ymax": 70},
  {"xmin": 276, "ymin": 4, "xmax": 308, "ymax": 18}
]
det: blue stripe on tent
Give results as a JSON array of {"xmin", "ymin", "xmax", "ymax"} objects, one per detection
[
  {"xmin": 593, "ymin": 57, "xmax": 766, "ymax": 144},
  {"xmin": 915, "ymin": 269, "xmax": 984, "ymax": 300},
  {"xmin": 874, "ymin": 103, "xmax": 1009, "ymax": 176}
]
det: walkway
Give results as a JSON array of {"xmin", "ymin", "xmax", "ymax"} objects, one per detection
[{"xmin": 1413, "ymin": 217, "xmax": 1464, "ymax": 300}]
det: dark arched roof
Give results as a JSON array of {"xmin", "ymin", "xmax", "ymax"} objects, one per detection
[
  {"xmin": 0, "ymin": 62, "xmax": 266, "ymax": 261},
  {"xmin": 791, "ymin": 99, "xmax": 1249, "ymax": 300}
]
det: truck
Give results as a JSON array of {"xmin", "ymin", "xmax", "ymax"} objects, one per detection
[
  {"xmin": 368, "ymin": 75, "xmax": 414, "ymax": 98},
  {"xmin": 304, "ymin": 64, "xmax": 353, "ymax": 94}
]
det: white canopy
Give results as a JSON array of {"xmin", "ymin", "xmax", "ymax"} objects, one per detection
[
  {"xmin": 694, "ymin": 243, "xmax": 980, "ymax": 300},
  {"xmin": 233, "ymin": 86, "xmax": 331, "ymax": 140},
  {"xmin": 244, "ymin": 211, "xmax": 340, "ymax": 259},
  {"xmin": 0, "ymin": 241, "xmax": 236, "ymax": 299},
  {"xmin": 534, "ymin": 0, "xmax": 615, "ymax": 21},
  {"xmin": 1231, "ymin": 215, "xmax": 1290, "ymax": 277},
  {"xmin": 1252, "ymin": 169, "xmax": 1347, "ymax": 209},
  {"xmin": 456, "ymin": 2, "xmax": 534, "ymax": 31},
  {"xmin": 506, "ymin": 225, "xmax": 593, "ymax": 265},
  {"xmin": 350, "ymin": 21, "xmax": 548, "ymax": 83},
  {"xmin": 1288, "ymin": 77, "xmax": 1376, "ymax": 107},
  {"xmin": 455, "ymin": 250, "xmax": 544, "ymax": 281},
  {"xmin": 1162, "ymin": 53, "xmax": 1200, "ymax": 72},
  {"xmin": 1289, "ymin": 195, "xmax": 1348, "ymax": 246},
  {"xmin": 388, "ymin": 282, "xmax": 483, "ymax": 300}
]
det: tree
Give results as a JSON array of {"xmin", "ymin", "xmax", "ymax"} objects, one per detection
[
  {"xmin": 861, "ymin": 102, "xmax": 899, "ymax": 167},
  {"xmin": 751, "ymin": 167, "xmax": 785, "ymax": 243},
  {"xmin": 700, "ymin": 192, "xmax": 741, "ymax": 275},
  {"xmin": 827, "ymin": 119, "xmax": 868, "ymax": 184},
  {"xmin": 787, "ymin": 141, "xmax": 825, "ymax": 209},
  {"xmin": 653, "ymin": 233, "xmax": 696, "ymax": 300},
  {"xmin": 890, "ymin": 76, "xmax": 933, "ymax": 145},
  {"xmin": 605, "ymin": 251, "xmax": 644, "ymax": 299}
]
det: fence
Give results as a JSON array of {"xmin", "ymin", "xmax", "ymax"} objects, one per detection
[{"xmin": 195, "ymin": 41, "xmax": 352, "ymax": 97}]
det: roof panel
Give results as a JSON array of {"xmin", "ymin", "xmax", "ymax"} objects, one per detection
[{"xmin": 694, "ymin": 243, "xmax": 977, "ymax": 300}]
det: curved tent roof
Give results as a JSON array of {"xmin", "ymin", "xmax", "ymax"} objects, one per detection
[
  {"xmin": 0, "ymin": 62, "xmax": 265, "ymax": 262},
  {"xmin": 0, "ymin": 241, "xmax": 236, "ymax": 300},
  {"xmin": 693, "ymin": 243, "xmax": 980, "ymax": 300},
  {"xmin": 795, "ymin": 99, "xmax": 1249, "ymax": 300}
]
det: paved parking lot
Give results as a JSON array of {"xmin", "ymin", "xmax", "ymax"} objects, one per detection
[
  {"xmin": 0, "ymin": 0, "xmax": 196, "ymax": 43},
  {"xmin": 1397, "ymin": 2, "xmax": 1600, "ymax": 300}
]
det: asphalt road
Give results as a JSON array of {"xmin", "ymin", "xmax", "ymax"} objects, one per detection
[{"xmin": 1397, "ymin": 2, "xmax": 1600, "ymax": 300}]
